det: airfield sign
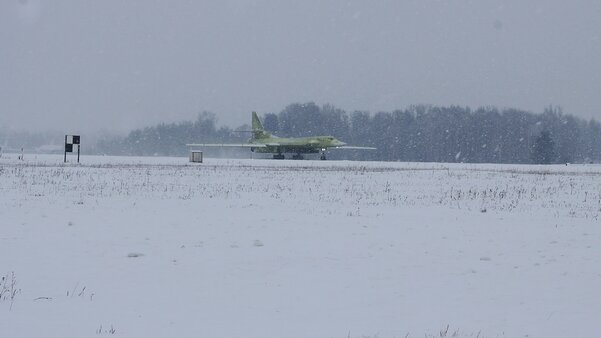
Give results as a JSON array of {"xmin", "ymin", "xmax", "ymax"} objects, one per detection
[{"xmin": 64, "ymin": 135, "xmax": 80, "ymax": 163}]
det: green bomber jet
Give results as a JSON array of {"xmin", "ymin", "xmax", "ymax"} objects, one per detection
[{"xmin": 187, "ymin": 112, "xmax": 375, "ymax": 160}]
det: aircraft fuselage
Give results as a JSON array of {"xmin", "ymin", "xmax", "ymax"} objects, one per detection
[{"xmin": 250, "ymin": 135, "xmax": 346, "ymax": 154}]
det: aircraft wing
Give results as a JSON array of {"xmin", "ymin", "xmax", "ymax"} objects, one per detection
[
  {"xmin": 333, "ymin": 145, "xmax": 377, "ymax": 150},
  {"xmin": 186, "ymin": 143, "xmax": 267, "ymax": 148}
]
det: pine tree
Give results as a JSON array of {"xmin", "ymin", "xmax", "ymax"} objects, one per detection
[{"xmin": 532, "ymin": 131, "xmax": 556, "ymax": 164}]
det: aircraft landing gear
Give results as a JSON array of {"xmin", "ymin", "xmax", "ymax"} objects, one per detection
[
  {"xmin": 320, "ymin": 149, "xmax": 327, "ymax": 160},
  {"xmin": 292, "ymin": 154, "xmax": 304, "ymax": 160},
  {"xmin": 273, "ymin": 154, "xmax": 285, "ymax": 159}
]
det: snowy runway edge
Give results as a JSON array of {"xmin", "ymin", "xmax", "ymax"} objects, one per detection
[{"xmin": 1, "ymin": 154, "xmax": 600, "ymax": 338}]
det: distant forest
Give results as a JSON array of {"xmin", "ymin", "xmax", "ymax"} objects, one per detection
[{"xmin": 94, "ymin": 103, "xmax": 601, "ymax": 164}]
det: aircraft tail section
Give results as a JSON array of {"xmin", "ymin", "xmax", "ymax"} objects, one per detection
[
  {"xmin": 251, "ymin": 112, "xmax": 271, "ymax": 139},
  {"xmin": 252, "ymin": 112, "xmax": 264, "ymax": 130}
]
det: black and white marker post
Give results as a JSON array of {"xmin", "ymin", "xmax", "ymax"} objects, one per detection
[{"xmin": 64, "ymin": 135, "xmax": 81, "ymax": 163}]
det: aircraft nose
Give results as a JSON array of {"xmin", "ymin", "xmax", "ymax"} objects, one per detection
[{"xmin": 336, "ymin": 140, "xmax": 347, "ymax": 146}]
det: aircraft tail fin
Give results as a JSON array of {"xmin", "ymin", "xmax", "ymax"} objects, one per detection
[{"xmin": 251, "ymin": 112, "xmax": 271, "ymax": 139}]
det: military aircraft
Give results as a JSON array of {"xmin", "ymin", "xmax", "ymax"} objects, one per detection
[{"xmin": 186, "ymin": 112, "xmax": 375, "ymax": 160}]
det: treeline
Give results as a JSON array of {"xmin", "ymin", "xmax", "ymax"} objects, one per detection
[
  {"xmin": 95, "ymin": 112, "xmax": 248, "ymax": 156},
  {"xmin": 95, "ymin": 103, "xmax": 601, "ymax": 164}
]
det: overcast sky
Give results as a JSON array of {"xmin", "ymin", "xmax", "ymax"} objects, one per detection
[{"xmin": 2, "ymin": 0, "xmax": 600, "ymax": 133}]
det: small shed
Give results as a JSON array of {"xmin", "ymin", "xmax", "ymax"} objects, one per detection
[{"xmin": 189, "ymin": 151, "xmax": 203, "ymax": 163}]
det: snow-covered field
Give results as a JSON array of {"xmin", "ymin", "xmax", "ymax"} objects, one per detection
[{"xmin": 1, "ymin": 153, "xmax": 600, "ymax": 338}]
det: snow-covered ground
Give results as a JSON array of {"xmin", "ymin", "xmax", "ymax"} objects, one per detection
[{"xmin": 1, "ymin": 154, "xmax": 600, "ymax": 337}]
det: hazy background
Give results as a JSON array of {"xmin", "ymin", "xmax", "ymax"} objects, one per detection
[{"xmin": 2, "ymin": 0, "xmax": 600, "ymax": 134}]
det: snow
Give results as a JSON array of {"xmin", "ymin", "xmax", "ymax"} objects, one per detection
[{"xmin": 1, "ymin": 154, "xmax": 601, "ymax": 337}]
